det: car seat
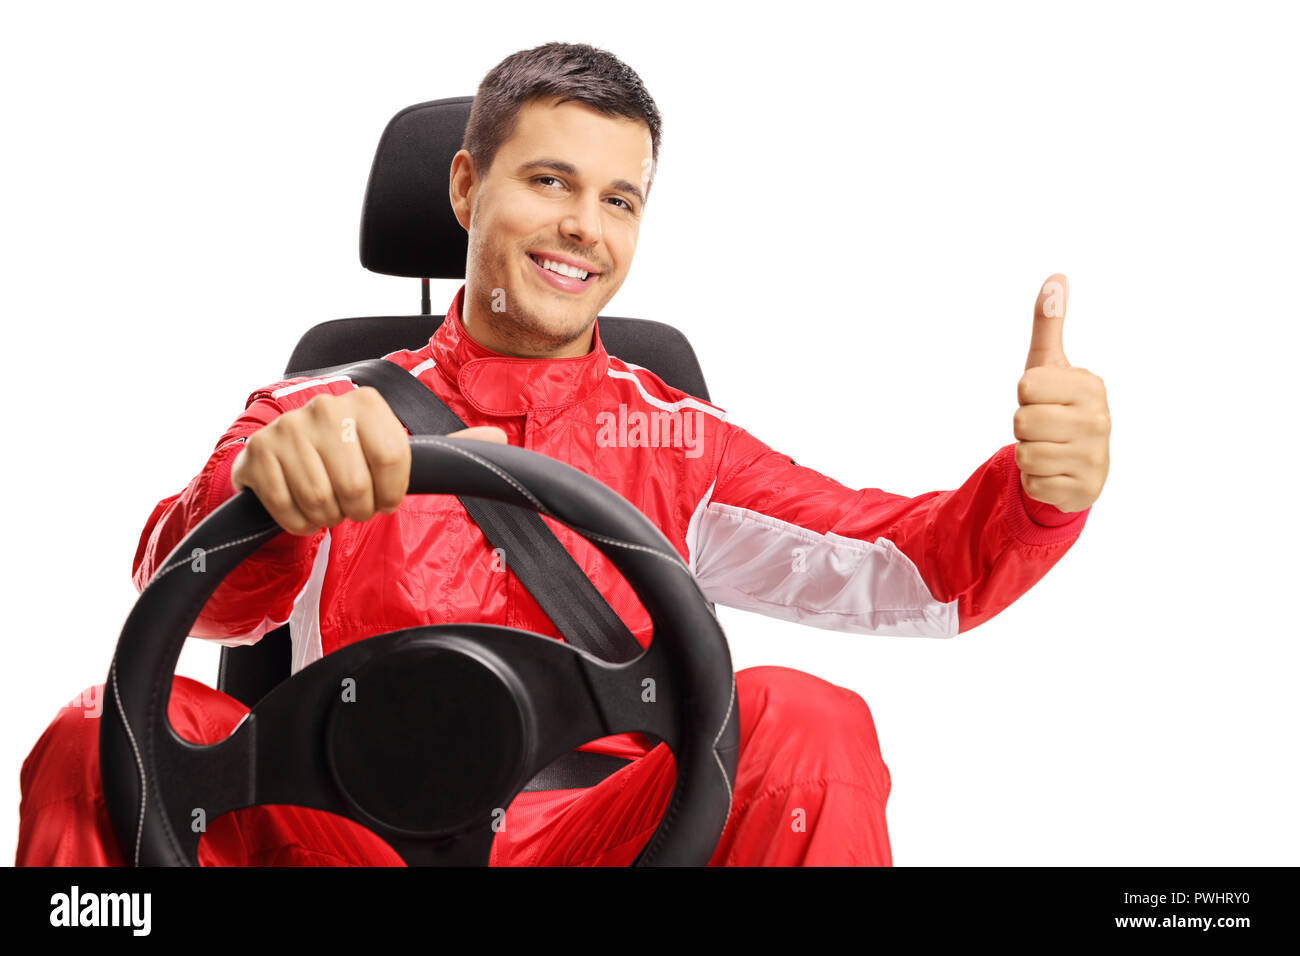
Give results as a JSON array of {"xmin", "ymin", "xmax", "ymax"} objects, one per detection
[{"xmin": 214, "ymin": 96, "xmax": 715, "ymax": 793}]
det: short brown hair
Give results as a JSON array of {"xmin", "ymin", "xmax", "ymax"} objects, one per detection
[{"xmin": 462, "ymin": 42, "xmax": 663, "ymax": 198}]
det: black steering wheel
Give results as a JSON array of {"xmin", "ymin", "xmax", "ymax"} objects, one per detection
[{"xmin": 101, "ymin": 434, "xmax": 740, "ymax": 866}]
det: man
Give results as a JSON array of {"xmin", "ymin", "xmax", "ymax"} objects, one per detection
[{"xmin": 16, "ymin": 42, "xmax": 1110, "ymax": 866}]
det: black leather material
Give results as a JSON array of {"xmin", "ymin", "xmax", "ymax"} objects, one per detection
[{"xmin": 359, "ymin": 97, "xmax": 473, "ymax": 279}]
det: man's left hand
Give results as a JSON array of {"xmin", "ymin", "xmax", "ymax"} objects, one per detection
[{"xmin": 1013, "ymin": 273, "xmax": 1110, "ymax": 513}]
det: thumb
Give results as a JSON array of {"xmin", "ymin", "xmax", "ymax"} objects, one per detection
[
  {"xmin": 450, "ymin": 425, "xmax": 509, "ymax": 444},
  {"xmin": 1025, "ymin": 273, "xmax": 1072, "ymax": 370}
]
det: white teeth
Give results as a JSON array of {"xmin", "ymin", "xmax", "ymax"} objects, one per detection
[{"xmin": 534, "ymin": 255, "xmax": 588, "ymax": 280}]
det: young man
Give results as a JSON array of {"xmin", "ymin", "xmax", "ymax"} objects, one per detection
[{"xmin": 17, "ymin": 42, "xmax": 1109, "ymax": 866}]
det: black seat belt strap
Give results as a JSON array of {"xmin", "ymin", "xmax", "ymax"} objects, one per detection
[{"xmin": 338, "ymin": 358, "xmax": 645, "ymax": 664}]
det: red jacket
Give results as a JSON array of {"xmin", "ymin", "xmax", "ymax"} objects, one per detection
[{"xmin": 132, "ymin": 283, "xmax": 1090, "ymax": 759}]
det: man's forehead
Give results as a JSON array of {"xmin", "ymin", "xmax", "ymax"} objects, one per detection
[{"xmin": 503, "ymin": 97, "xmax": 651, "ymax": 161}]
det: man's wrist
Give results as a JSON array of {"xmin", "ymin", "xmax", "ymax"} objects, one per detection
[
  {"xmin": 996, "ymin": 443, "xmax": 1090, "ymax": 545},
  {"xmin": 1020, "ymin": 485, "xmax": 1081, "ymax": 527}
]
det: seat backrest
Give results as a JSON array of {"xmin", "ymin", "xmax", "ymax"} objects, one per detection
[{"xmin": 217, "ymin": 96, "xmax": 712, "ymax": 708}]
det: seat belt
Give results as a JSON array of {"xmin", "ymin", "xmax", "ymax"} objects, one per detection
[{"xmin": 337, "ymin": 358, "xmax": 645, "ymax": 791}]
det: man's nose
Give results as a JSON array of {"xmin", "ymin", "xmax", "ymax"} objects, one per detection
[{"xmin": 559, "ymin": 195, "xmax": 603, "ymax": 246}]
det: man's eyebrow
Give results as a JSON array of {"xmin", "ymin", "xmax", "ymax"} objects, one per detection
[{"xmin": 519, "ymin": 158, "xmax": 645, "ymax": 207}]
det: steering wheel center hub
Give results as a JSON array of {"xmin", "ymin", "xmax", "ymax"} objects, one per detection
[{"xmin": 325, "ymin": 643, "xmax": 528, "ymax": 836}]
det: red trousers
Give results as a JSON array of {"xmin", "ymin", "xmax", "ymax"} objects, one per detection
[{"xmin": 16, "ymin": 665, "xmax": 891, "ymax": 866}]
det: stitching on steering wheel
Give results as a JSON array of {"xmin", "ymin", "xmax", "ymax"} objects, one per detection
[
  {"xmin": 109, "ymin": 661, "xmax": 149, "ymax": 865},
  {"xmin": 411, "ymin": 435, "xmax": 547, "ymax": 512},
  {"xmin": 578, "ymin": 528, "xmax": 689, "ymax": 572},
  {"xmin": 711, "ymin": 678, "xmax": 736, "ymax": 803},
  {"xmin": 151, "ymin": 528, "xmax": 280, "ymax": 582}
]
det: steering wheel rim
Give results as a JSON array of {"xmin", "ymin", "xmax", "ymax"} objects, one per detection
[{"xmin": 100, "ymin": 434, "xmax": 739, "ymax": 866}]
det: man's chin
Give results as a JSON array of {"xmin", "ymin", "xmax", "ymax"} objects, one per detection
[{"xmin": 491, "ymin": 293, "xmax": 592, "ymax": 353}]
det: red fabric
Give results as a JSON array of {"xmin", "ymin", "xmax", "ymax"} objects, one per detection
[{"xmin": 17, "ymin": 667, "xmax": 890, "ymax": 867}]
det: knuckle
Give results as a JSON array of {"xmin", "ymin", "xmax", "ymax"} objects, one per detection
[
  {"xmin": 1017, "ymin": 373, "xmax": 1038, "ymax": 401},
  {"xmin": 276, "ymin": 514, "xmax": 307, "ymax": 535},
  {"xmin": 306, "ymin": 392, "xmax": 337, "ymax": 417},
  {"xmin": 267, "ymin": 410, "xmax": 301, "ymax": 439},
  {"xmin": 296, "ymin": 485, "xmax": 332, "ymax": 513},
  {"xmin": 358, "ymin": 385, "xmax": 390, "ymax": 409},
  {"xmin": 369, "ymin": 440, "xmax": 409, "ymax": 469},
  {"xmin": 266, "ymin": 496, "xmax": 297, "ymax": 522},
  {"xmin": 333, "ymin": 476, "xmax": 372, "ymax": 506},
  {"xmin": 354, "ymin": 386, "xmax": 394, "ymax": 417}
]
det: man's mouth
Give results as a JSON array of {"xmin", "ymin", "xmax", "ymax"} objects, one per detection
[{"xmin": 527, "ymin": 252, "xmax": 597, "ymax": 283}]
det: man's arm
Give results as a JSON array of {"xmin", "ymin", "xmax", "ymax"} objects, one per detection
[
  {"xmin": 686, "ymin": 273, "xmax": 1107, "ymax": 638},
  {"xmin": 131, "ymin": 390, "xmax": 326, "ymax": 646},
  {"xmin": 686, "ymin": 424, "xmax": 1089, "ymax": 637}
]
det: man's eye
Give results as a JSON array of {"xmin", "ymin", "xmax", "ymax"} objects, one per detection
[
  {"xmin": 607, "ymin": 196, "xmax": 633, "ymax": 211},
  {"xmin": 534, "ymin": 175, "xmax": 562, "ymax": 188}
]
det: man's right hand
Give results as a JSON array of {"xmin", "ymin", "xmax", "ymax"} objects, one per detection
[{"xmin": 230, "ymin": 386, "xmax": 507, "ymax": 536}]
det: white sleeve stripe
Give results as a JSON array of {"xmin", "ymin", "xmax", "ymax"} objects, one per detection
[
  {"xmin": 270, "ymin": 375, "xmax": 354, "ymax": 399},
  {"xmin": 690, "ymin": 501, "xmax": 958, "ymax": 638}
]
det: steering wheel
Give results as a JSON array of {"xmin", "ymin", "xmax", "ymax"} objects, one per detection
[{"xmin": 100, "ymin": 434, "xmax": 740, "ymax": 866}]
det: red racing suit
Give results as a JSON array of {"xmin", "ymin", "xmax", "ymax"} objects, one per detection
[{"xmin": 17, "ymin": 283, "xmax": 1090, "ymax": 866}]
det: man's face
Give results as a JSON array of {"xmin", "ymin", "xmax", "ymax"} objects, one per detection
[{"xmin": 450, "ymin": 96, "xmax": 653, "ymax": 357}]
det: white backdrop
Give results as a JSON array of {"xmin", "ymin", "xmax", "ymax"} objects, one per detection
[{"xmin": 4, "ymin": 1, "xmax": 1296, "ymax": 866}]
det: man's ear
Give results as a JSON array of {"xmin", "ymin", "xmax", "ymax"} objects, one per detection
[{"xmin": 449, "ymin": 149, "xmax": 478, "ymax": 232}]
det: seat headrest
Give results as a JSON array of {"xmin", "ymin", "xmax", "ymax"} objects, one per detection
[{"xmin": 360, "ymin": 96, "xmax": 473, "ymax": 279}]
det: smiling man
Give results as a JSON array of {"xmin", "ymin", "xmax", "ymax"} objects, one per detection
[{"xmin": 16, "ymin": 42, "xmax": 1109, "ymax": 867}]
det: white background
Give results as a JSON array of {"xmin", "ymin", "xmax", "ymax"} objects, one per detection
[{"xmin": 3, "ymin": 1, "xmax": 1296, "ymax": 866}]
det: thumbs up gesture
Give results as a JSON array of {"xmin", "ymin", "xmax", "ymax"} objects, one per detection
[{"xmin": 1014, "ymin": 274, "xmax": 1110, "ymax": 513}]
